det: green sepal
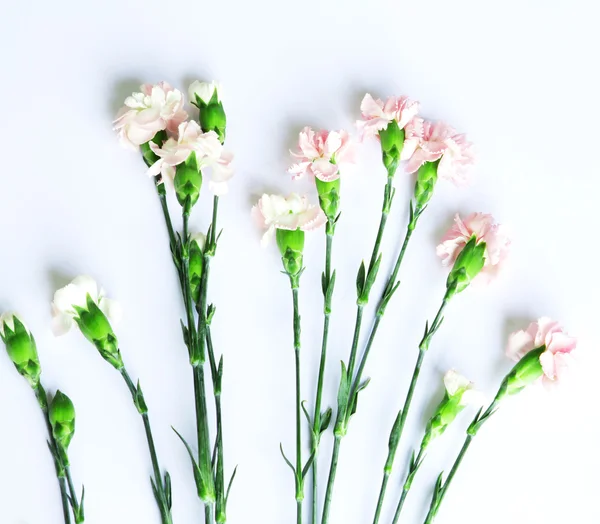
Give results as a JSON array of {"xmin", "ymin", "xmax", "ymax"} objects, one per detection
[
  {"xmin": 414, "ymin": 160, "xmax": 439, "ymax": 208},
  {"xmin": 50, "ymin": 390, "xmax": 76, "ymax": 453},
  {"xmin": 195, "ymin": 91, "xmax": 227, "ymax": 143},
  {"xmin": 1, "ymin": 316, "xmax": 42, "ymax": 387},
  {"xmin": 504, "ymin": 346, "xmax": 545, "ymax": 397},
  {"xmin": 379, "ymin": 121, "xmax": 404, "ymax": 177},
  {"xmin": 446, "ymin": 236, "xmax": 486, "ymax": 297},
  {"xmin": 174, "ymin": 152, "xmax": 203, "ymax": 208},
  {"xmin": 315, "ymin": 178, "xmax": 341, "ymax": 220},
  {"xmin": 277, "ymin": 229, "xmax": 305, "ymax": 278},
  {"xmin": 189, "ymin": 237, "xmax": 204, "ymax": 304}
]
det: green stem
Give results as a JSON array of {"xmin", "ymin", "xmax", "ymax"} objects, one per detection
[
  {"xmin": 373, "ymin": 295, "xmax": 449, "ymax": 523},
  {"xmin": 120, "ymin": 368, "xmax": 172, "ymax": 524},
  {"xmin": 392, "ymin": 445, "xmax": 427, "ymax": 524},
  {"xmin": 290, "ymin": 283, "xmax": 304, "ymax": 522},
  {"xmin": 423, "ymin": 435, "xmax": 474, "ymax": 524},
  {"xmin": 156, "ymin": 182, "xmax": 178, "ymax": 256},
  {"xmin": 206, "ymin": 326, "xmax": 226, "ymax": 523},
  {"xmin": 311, "ymin": 230, "xmax": 334, "ymax": 524},
  {"xmin": 65, "ymin": 466, "xmax": 82, "ymax": 523},
  {"xmin": 321, "ymin": 176, "xmax": 397, "ymax": 524},
  {"xmin": 36, "ymin": 383, "xmax": 72, "ymax": 524},
  {"xmin": 321, "ymin": 436, "xmax": 341, "ymax": 524}
]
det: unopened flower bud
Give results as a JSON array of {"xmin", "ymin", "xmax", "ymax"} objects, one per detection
[
  {"xmin": 446, "ymin": 236, "xmax": 486, "ymax": 298},
  {"xmin": 414, "ymin": 160, "xmax": 439, "ymax": 207},
  {"xmin": 174, "ymin": 152, "xmax": 203, "ymax": 209},
  {"xmin": 378, "ymin": 120, "xmax": 404, "ymax": 177},
  {"xmin": 50, "ymin": 390, "xmax": 76, "ymax": 454},
  {"xmin": 189, "ymin": 233, "xmax": 206, "ymax": 303},
  {"xmin": 424, "ymin": 370, "xmax": 482, "ymax": 445},
  {"xmin": 189, "ymin": 81, "xmax": 227, "ymax": 143},
  {"xmin": 52, "ymin": 276, "xmax": 123, "ymax": 369},
  {"xmin": 276, "ymin": 229, "xmax": 304, "ymax": 278},
  {"xmin": 0, "ymin": 313, "xmax": 41, "ymax": 387},
  {"xmin": 315, "ymin": 178, "xmax": 340, "ymax": 221}
]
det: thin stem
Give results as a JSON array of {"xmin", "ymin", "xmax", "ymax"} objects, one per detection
[
  {"xmin": 156, "ymin": 183, "xmax": 178, "ymax": 255},
  {"xmin": 321, "ymin": 436, "xmax": 341, "ymax": 524},
  {"xmin": 206, "ymin": 326, "xmax": 226, "ymax": 524},
  {"xmin": 392, "ymin": 446, "xmax": 426, "ymax": 524},
  {"xmin": 423, "ymin": 435, "xmax": 474, "ymax": 524},
  {"xmin": 311, "ymin": 230, "xmax": 334, "ymax": 524},
  {"xmin": 65, "ymin": 467, "xmax": 81, "ymax": 522},
  {"xmin": 372, "ymin": 349, "xmax": 425, "ymax": 524},
  {"xmin": 36, "ymin": 383, "xmax": 72, "ymax": 524},
  {"xmin": 372, "ymin": 295, "xmax": 449, "ymax": 524},
  {"xmin": 120, "ymin": 368, "xmax": 172, "ymax": 524},
  {"xmin": 290, "ymin": 284, "xmax": 303, "ymax": 523},
  {"xmin": 346, "ymin": 306, "xmax": 364, "ymax": 379},
  {"xmin": 321, "ymin": 176, "xmax": 397, "ymax": 524}
]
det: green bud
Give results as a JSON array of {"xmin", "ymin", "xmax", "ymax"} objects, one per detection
[
  {"xmin": 74, "ymin": 296, "xmax": 122, "ymax": 369},
  {"xmin": 276, "ymin": 228, "xmax": 304, "ymax": 277},
  {"xmin": 378, "ymin": 120, "xmax": 404, "ymax": 177},
  {"xmin": 503, "ymin": 346, "xmax": 545, "ymax": 397},
  {"xmin": 0, "ymin": 313, "xmax": 41, "ymax": 387},
  {"xmin": 189, "ymin": 233, "xmax": 206, "ymax": 303},
  {"xmin": 190, "ymin": 81, "xmax": 227, "ymax": 143},
  {"xmin": 414, "ymin": 160, "xmax": 439, "ymax": 207},
  {"xmin": 446, "ymin": 236, "xmax": 486, "ymax": 298},
  {"xmin": 174, "ymin": 152, "xmax": 203, "ymax": 209},
  {"xmin": 50, "ymin": 390, "xmax": 76, "ymax": 454},
  {"xmin": 315, "ymin": 178, "xmax": 340, "ymax": 220}
]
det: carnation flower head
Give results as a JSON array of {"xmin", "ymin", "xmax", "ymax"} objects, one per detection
[
  {"xmin": 146, "ymin": 120, "xmax": 234, "ymax": 195},
  {"xmin": 506, "ymin": 318, "xmax": 577, "ymax": 390},
  {"xmin": 252, "ymin": 193, "xmax": 326, "ymax": 247},
  {"xmin": 288, "ymin": 127, "xmax": 355, "ymax": 182},
  {"xmin": 405, "ymin": 121, "xmax": 474, "ymax": 184},
  {"xmin": 437, "ymin": 212, "xmax": 510, "ymax": 284},
  {"xmin": 357, "ymin": 93, "xmax": 420, "ymax": 140},
  {"xmin": 113, "ymin": 82, "xmax": 188, "ymax": 149}
]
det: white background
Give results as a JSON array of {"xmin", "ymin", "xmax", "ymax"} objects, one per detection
[{"xmin": 0, "ymin": 1, "xmax": 598, "ymax": 523}]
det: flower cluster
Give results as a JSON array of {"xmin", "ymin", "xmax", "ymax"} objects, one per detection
[{"xmin": 114, "ymin": 81, "xmax": 234, "ymax": 196}]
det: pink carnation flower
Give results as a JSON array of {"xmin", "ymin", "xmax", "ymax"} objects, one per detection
[
  {"xmin": 147, "ymin": 120, "xmax": 234, "ymax": 195},
  {"xmin": 288, "ymin": 127, "xmax": 355, "ymax": 182},
  {"xmin": 252, "ymin": 193, "xmax": 327, "ymax": 246},
  {"xmin": 357, "ymin": 93, "xmax": 420, "ymax": 140},
  {"xmin": 113, "ymin": 82, "xmax": 188, "ymax": 150},
  {"xmin": 506, "ymin": 318, "xmax": 577, "ymax": 389},
  {"xmin": 404, "ymin": 121, "xmax": 474, "ymax": 184},
  {"xmin": 436, "ymin": 213, "xmax": 510, "ymax": 283}
]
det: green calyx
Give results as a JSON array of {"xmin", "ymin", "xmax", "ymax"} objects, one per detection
[
  {"xmin": 424, "ymin": 394, "xmax": 466, "ymax": 445},
  {"xmin": 74, "ymin": 296, "xmax": 122, "ymax": 369},
  {"xmin": 140, "ymin": 130, "xmax": 168, "ymax": 169},
  {"xmin": 195, "ymin": 91, "xmax": 227, "ymax": 143},
  {"xmin": 414, "ymin": 160, "xmax": 439, "ymax": 208},
  {"xmin": 446, "ymin": 236, "xmax": 486, "ymax": 298},
  {"xmin": 276, "ymin": 228, "xmax": 304, "ymax": 278},
  {"xmin": 50, "ymin": 390, "xmax": 76, "ymax": 453},
  {"xmin": 174, "ymin": 152, "xmax": 203, "ymax": 209},
  {"xmin": 1, "ymin": 315, "xmax": 41, "ymax": 387},
  {"xmin": 502, "ymin": 346, "xmax": 545, "ymax": 397},
  {"xmin": 189, "ymin": 235, "xmax": 205, "ymax": 303},
  {"xmin": 315, "ymin": 177, "xmax": 341, "ymax": 221},
  {"xmin": 379, "ymin": 120, "xmax": 405, "ymax": 177}
]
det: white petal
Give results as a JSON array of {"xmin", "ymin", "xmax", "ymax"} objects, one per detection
[
  {"xmin": 51, "ymin": 313, "xmax": 74, "ymax": 337},
  {"xmin": 99, "ymin": 298, "xmax": 123, "ymax": 326}
]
